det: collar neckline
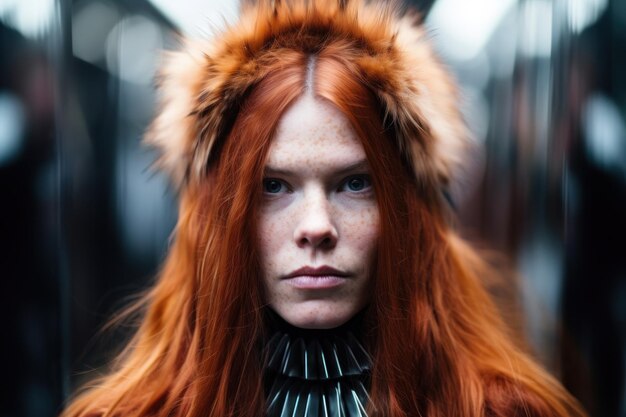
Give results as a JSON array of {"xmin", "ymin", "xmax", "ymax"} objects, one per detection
[
  {"xmin": 264, "ymin": 311, "xmax": 371, "ymax": 380},
  {"xmin": 263, "ymin": 309, "xmax": 372, "ymax": 417}
]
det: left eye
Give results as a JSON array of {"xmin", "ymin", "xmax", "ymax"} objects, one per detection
[
  {"xmin": 263, "ymin": 178, "xmax": 286, "ymax": 194},
  {"xmin": 341, "ymin": 175, "xmax": 371, "ymax": 192}
]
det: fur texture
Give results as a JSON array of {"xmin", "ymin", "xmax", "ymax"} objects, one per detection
[{"xmin": 146, "ymin": 0, "xmax": 468, "ymax": 188}]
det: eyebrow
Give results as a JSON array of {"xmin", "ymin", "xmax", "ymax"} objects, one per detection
[{"xmin": 264, "ymin": 159, "xmax": 371, "ymax": 177}]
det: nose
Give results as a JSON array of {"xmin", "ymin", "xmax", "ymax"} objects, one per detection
[{"xmin": 293, "ymin": 191, "xmax": 338, "ymax": 250}]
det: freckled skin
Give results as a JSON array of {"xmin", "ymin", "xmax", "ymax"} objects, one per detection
[{"xmin": 258, "ymin": 94, "xmax": 380, "ymax": 329}]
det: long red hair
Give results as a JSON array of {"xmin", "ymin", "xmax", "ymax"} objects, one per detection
[{"xmin": 62, "ymin": 47, "xmax": 586, "ymax": 417}]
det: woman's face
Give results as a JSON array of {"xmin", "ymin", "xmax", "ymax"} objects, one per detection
[{"xmin": 258, "ymin": 94, "xmax": 379, "ymax": 329}]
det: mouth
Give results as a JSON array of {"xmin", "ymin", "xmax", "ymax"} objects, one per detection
[{"xmin": 283, "ymin": 265, "xmax": 350, "ymax": 289}]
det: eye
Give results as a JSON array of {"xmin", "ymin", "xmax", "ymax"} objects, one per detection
[
  {"xmin": 263, "ymin": 178, "xmax": 286, "ymax": 194},
  {"xmin": 341, "ymin": 175, "xmax": 372, "ymax": 192}
]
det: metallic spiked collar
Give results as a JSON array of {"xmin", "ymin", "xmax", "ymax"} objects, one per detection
[{"xmin": 263, "ymin": 312, "xmax": 372, "ymax": 417}]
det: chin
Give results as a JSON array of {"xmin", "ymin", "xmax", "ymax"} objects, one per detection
[{"xmin": 278, "ymin": 302, "xmax": 360, "ymax": 329}]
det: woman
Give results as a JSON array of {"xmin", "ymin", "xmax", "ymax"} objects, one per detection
[{"xmin": 62, "ymin": 0, "xmax": 587, "ymax": 416}]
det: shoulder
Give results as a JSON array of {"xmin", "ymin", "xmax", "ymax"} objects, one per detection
[{"xmin": 482, "ymin": 374, "xmax": 559, "ymax": 417}]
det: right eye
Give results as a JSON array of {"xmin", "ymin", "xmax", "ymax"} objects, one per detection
[{"xmin": 263, "ymin": 178, "xmax": 286, "ymax": 194}]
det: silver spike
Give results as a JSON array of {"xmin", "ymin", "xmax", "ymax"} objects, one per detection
[
  {"xmin": 279, "ymin": 391, "xmax": 291, "ymax": 417},
  {"xmin": 291, "ymin": 392, "xmax": 301, "ymax": 417},
  {"xmin": 320, "ymin": 347, "xmax": 329, "ymax": 379},
  {"xmin": 332, "ymin": 342, "xmax": 344, "ymax": 376},
  {"xmin": 280, "ymin": 339, "xmax": 292, "ymax": 374}
]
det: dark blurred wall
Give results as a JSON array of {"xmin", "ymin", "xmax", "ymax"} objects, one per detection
[
  {"xmin": 558, "ymin": 5, "xmax": 626, "ymax": 416},
  {"xmin": 444, "ymin": 1, "xmax": 626, "ymax": 415},
  {"xmin": 1, "ymin": 1, "xmax": 177, "ymax": 416},
  {"xmin": 0, "ymin": 22, "xmax": 63, "ymax": 417}
]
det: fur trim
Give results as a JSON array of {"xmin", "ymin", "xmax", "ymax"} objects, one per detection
[{"xmin": 145, "ymin": 0, "xmax": 468, "ymax": 188}]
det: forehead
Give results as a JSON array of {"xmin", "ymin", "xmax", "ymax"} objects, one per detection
[{"xmin": 266, "ymin": 95, "xmax": 366, "ymax": 171}]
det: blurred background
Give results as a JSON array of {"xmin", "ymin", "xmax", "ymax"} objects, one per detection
[{"xmin": 0, "ymin": 0, "xmax": 624, "ymax": 416}]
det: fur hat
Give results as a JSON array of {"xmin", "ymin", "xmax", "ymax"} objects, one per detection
[{"xmin": 145, "ymin": 0, "xmax": 468, "ymax": 189}]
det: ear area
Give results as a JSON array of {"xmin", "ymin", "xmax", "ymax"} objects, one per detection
[{"xmin": 144, "ymin": 41, "xmax": 208, "ymax": 188}]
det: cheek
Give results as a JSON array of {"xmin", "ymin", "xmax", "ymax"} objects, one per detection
[
  {"xmin": 257, "ymin": 212, "xmax": 292, "ymax": 267},
  {"xmin": 340, "ymin": 206, "xmax": 379, "ymax": 252}
]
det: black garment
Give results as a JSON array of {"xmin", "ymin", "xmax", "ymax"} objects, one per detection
[{"xmin": 263, "ymin": 312, "xmax": 372, "ymax": 417}]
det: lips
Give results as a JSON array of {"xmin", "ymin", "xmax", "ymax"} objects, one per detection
[
  {"xmin": 283, "ymin": 265, "xmax": 350, "ymax": 289},
  {"xmin": 284, "ymin": 265, "xmax": 349, "ymax": 279}
]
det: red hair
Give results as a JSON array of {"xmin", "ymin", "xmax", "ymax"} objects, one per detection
[{"xmin": 62, "ymin": 46, "xmax": 586, "ymax": 417}]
